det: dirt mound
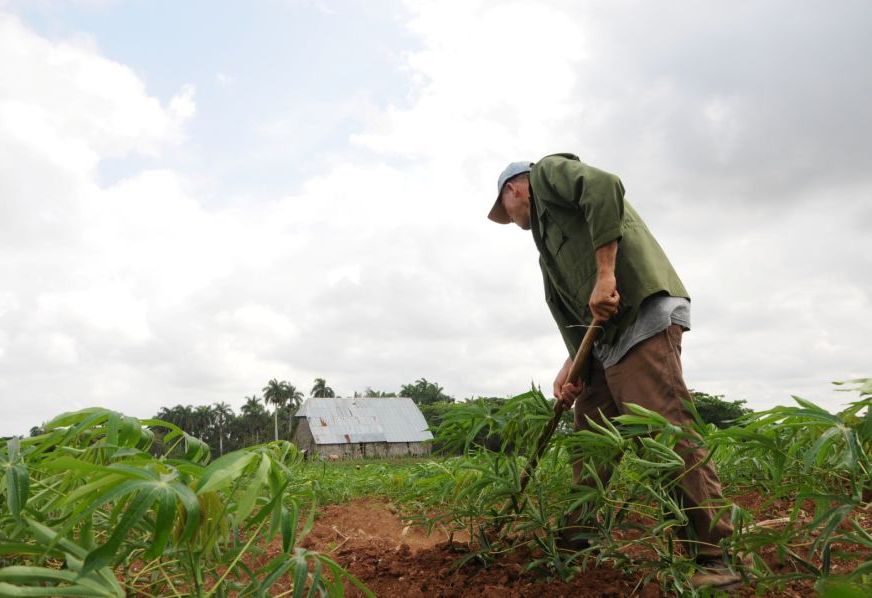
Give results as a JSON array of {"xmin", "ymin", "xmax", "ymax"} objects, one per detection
[
  {"xmin": 260, "ymin": 496, "xmax": 867, "ymax": 596},
  {"xmin": 296, "ymin": 498, "xmax": 654, "ymax": 597},
  {"xmin": 299, "ymin": 498, "xmax": 449, "ymax": 552}
]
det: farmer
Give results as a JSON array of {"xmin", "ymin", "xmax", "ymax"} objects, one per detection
[{"xmin": 488, "ymin": 154, "xmax": 742, "ymax": 589}]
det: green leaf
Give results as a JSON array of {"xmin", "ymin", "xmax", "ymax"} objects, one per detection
[
  {"xmin": 197, "ymin": 451, "xmax": 256, "ymax": 494},
  {"xmin": 235, "ymin": 453, "xmax": 270, "ymax": 524},
  {"xmin": 291, "ymin": 550, "xmax": 310, "ymax": 598},
  {"xmin": 170, "ymin": 481, "xmax": 201, "ymax": 544},
  {"xmin": 16, "ymin": 518, "xmax": 124, "ymax": 596},
  {"xmin": 184, "ymin": 434, "xmax": 211, "ymax": 463},
  {"xmin": 144, "ymin": 487, "xmax": 176, "ymax": 559},
  {"xmin": 5, "ymin": 463, "xmax": 29, "ymax": 520},
  {"xmin": 0, "ymin": 581, "xmax": 116, "ymax": 597},
  {"xmin": 22, "ymin": 517, "xmax": 87, "ymax": 560},
  {"xmin": 281, "ymin": 505, "xmax": 293, "ymax": 553},
  {"xmin": 117, "ymin": 415, "xmax": 143, "ymax": 447},
  {"xmin": 816, "ymin": 577, "xmax": 871, "ymax": 598},
  {"xmin": 81, "ymin": 486, "xmax": 159, "ymax": 575},
  {"xmin": 0, "ymin": 544, "xmax": 63, "ymax": 558}
]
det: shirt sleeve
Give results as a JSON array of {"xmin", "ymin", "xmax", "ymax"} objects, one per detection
[{"xmin": 539, "ymin": 156, "xmax": 625, "ymax": 249}]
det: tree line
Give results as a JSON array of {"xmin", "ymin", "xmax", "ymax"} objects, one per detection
[
  {"xmin": 27, "ymin": 376, "xmax": 748, "ymax": 458},
  {"xmin": 151, "ymin": 377, "xmax": 455, "ymax": 457}
]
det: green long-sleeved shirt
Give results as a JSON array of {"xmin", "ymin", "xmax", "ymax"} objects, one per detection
[{"xmin": 529, "ymin": 153, "xmax": 689, "ymax": 354}]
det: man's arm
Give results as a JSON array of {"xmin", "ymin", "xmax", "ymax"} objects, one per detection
[
  {"xmin": 555, "ymin": 240, "xmax": 619, "ymax": 408},
  {"xmin": 589, "ymin": 240, "xmax": 620, "ymax": 321}
]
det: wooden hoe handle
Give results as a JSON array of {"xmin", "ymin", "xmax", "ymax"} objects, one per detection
[{"xmin": 499, "ymin": 319, "xmax": 603, "ymax": 524}]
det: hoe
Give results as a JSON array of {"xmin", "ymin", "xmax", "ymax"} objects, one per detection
[{"xmin": 496, "ymin": 319, "xmax": 602, "ymax": 527}]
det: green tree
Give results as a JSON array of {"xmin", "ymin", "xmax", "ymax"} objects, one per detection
[
  {"xmin": 311, "ymin": 378, "xmax": 335, "ymax": 398},
  {"xmin": 284, "ymin": 384, "xmax": 304, "ymax": 436},
  {"xmin": 690, "ymin": 391, "xmax": 752, "ymax": 428},
  {"xmin": 240, "ymin": 394, "xmax": 268, "ymax": 445},
  {"xmin": 194, "ymin": 405, "xmax": 213, "ymax": 441},
  {"xmin": 399, "ymin": 378, "xmax": 454, "ymax": 405},
  {"xmin": 263, "ymin": 379, "xmax": 290, "ymax": 441},
  {"xmin": 212, "ymin": 401, "xmax": 234, "ymax": 456},
  {"xmin": 160, "ymin": 405, "xmax": 195, "ymax": 434},
  {"xmin": 362, "ymin": 387, "xmax": 397, "ymax": 398}
]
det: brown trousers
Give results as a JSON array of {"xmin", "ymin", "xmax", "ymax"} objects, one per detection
[{"xmin": 572, "ymin": 325, "xmax": 733, "ymax": 558}]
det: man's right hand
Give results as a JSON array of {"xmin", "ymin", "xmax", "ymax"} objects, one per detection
[
  {"xmin": 553, "ymin": 356, "xmax": 584, "ymax": 409},
  {"xmin": 589, "ymin": 240, "xmax": 620, "ymax": 321}
]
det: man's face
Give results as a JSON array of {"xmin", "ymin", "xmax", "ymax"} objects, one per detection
[{"xmin": 501, "ymin": 178, "xmax": 532, "ymax": 230}]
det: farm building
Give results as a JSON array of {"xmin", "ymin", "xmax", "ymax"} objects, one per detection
[{"xmin": 292, "ymin": 397, "xmax": 433, "ymax": 459}]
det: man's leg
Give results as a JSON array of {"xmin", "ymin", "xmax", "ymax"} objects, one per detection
[
  {"xmin": 603, "ymin": 325, "xmax": 733, "ymax": 558},
  {"xmin": 560, "ymin": 358, "xmax": 620, "ymax": 549},
  {"xmin": 572, "ymin": 357, "xmax": 621, "ymax": 483}
]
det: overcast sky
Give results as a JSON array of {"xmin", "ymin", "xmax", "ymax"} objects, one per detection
[{"xmin": 1, "ymin": 0, "xmax": 870, "ymax": 436}]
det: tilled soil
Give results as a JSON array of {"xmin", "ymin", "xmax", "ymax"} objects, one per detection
[
  {"xmin": 293, "ymin": 499, "xmax": 655, "ymax": 597},
  {"xmin": 258, "ymin": 497, "xmax": 869, "ymax": 597}
]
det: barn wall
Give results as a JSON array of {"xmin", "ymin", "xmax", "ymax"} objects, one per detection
[
  {"xmin": 310, "ymin": 441, "xmax": 433, "ymax": 459},
  {"xmin": 386, "ymin": 441, "xmax": 432, "ymax": 457},
  {"xmin": 293, "ymin": 416, "xmax": 432, "ymax": 459},
  {"xmin": 312, "ymin": 442, "xmax": 384, "ymax": 459},
  {"xmin": 291, "ymin": 419, "xmax": 315, "ymax": 454}
]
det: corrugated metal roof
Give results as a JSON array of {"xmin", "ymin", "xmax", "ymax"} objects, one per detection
[{"xmin": 297, "ymin": 397, "xmax": 433, "ymax": 445}]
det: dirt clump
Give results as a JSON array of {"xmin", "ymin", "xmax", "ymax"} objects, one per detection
[
  {"xmin": 295, "ymin": 498, "xmax": 651, "ymax": 597},
  {"xmin": 258, "ymin": 496, "xmax": 869, "ymax": 596}
]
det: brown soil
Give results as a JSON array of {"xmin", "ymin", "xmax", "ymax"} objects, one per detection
[
  {"xmin": 260, "ymin": 499, "xmax": 646, "ymax": 596},
  {"xmin": 277, "ymin": 498, "xmax": 655, "ymax": 597},
  {"xmin": 254, "ymin": 496, "xmax": 870, "ymax": 597}
]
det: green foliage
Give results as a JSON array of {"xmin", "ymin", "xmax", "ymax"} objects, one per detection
[
  {"xmin": 0, "ymin": 408, "xmax": 372, "ymax": 597},
  {"xmin": 400, "ymin": 377, "xmax": 454, "ymax": 405},
  {"xmin": 689, "ymin": 391, "xmax": 753, "ymax": 428},
  {"xmin": 412, "ymin": 380, "xmax": 872, "ymax": 594},
  {"xmin": 418, "ymin": 399, "xmax": 469, "ymax": 427},
  {"xmin": 263, "ymin": 379, "xmax": 305, "ymax": 442},
  {"xmin": 155, "ymin": 384, "xmax": 304, "ymax": 458},
  {"xmin": 310, "ymin": 378, "xmax": 335, "ymax": 398},
  {"xmin": 4, "ymin": 378, "xmax": 870, "ymax": 595},
  {"xmin": 354, "ymin": 387, "xmax": 397, "ymax": 398}
]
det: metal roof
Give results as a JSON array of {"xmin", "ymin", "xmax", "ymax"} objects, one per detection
[{"xmin": 296, "ymin": 397, "xmax": 433, "ymax": 445}]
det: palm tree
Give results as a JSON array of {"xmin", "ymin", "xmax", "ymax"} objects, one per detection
[
  {"xmin": 172, "ymin": 405, "xmax": 195, "ymax": 434},
  {"xmin": 240, "ymin": 395, "xmax": 263, "ymax": 418},
  {"xmin": 212, "ymin": 402, "xmax": 234, "ymax": 456},
  {"xmin": 240, "ymin": 395, "xmax": 266, "ymax": 445},
  {"xmin": 284, "ymin": 384, "xmax": 304, "ymax": 436},
  {"xmin": 263, "ymin": 379, "xmax": 290, "ymax": 441},
  {"xmin": 194, "ymin": 405, "xmax": 213, "ymax": 441},
  {"xmin": 310, "ymin": 378, "xmax": 335, "ymax": 398}
]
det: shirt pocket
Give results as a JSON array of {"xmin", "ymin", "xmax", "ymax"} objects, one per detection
[
  {"xmin": 542, "ymin": 212, "xmax": 567, "ymax": 256},
  {"xmin": 555, "ymin": 234, "xmax": 597, "ymax": 286}
]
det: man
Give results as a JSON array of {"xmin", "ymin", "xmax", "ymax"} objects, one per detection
[{"xmin": 488, "ymin": 154, "xmax": 742, "ymax": 589}]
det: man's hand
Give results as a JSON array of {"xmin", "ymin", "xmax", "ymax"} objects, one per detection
[
  {"xmin": 589, "ymin": 273, "xmax": 620, "ymax": 321},
  {"xmin": 553, "ymin": 356, "xmax": 584, "ymax": 409},
  {"xmin": 589, "ymin": 240, "xmax": 620, "ymax": 321}
]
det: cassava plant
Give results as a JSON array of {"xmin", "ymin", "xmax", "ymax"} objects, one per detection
[
  {"xmin": 409, "ymin": 381, "xmax": 872, "ymax": 595},
  {"xmin": 0, "ymin": 407, "xmax": 372, "ymax": 597}
]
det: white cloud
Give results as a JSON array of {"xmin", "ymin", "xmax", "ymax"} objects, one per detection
[
  {"xmin": 1, "ymin": 1, "xmax": 870, "ymax": 437},
  {"xmin": 215, "ymin": 72, "xmax": 235, "ymax": 87},
  {"xmin": 0, "ymin": 15, "xmax": 194, "ymax": 158}
]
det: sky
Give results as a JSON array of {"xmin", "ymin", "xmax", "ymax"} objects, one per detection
[{"xmin": 1, "ymin": 0, "xmax": 870, "ymax": 436}]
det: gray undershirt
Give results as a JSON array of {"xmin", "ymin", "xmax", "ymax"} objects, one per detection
[{"xmin": 593, "ymin": 295, "xmax": 691, "ymax": 369}]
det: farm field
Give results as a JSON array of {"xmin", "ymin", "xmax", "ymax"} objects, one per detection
[{"xmin": 1, "ymin": 381, "xmax": 871, "ymax": 596}]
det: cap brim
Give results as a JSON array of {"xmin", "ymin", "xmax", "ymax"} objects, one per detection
[{"xmin": 488, "ymin": 196, "xmax": 511, "ymax": 224}]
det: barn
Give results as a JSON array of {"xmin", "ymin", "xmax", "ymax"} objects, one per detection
[{"xmin": 292, "ymin": 397, "xmax": 433, "ymax": 459}]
